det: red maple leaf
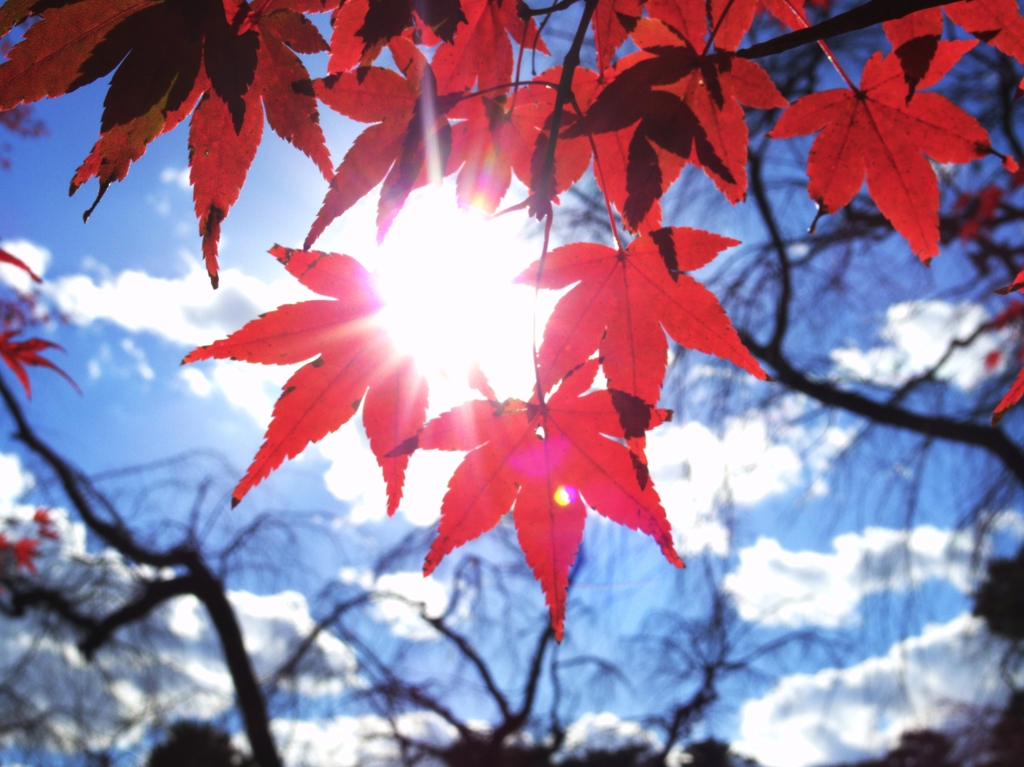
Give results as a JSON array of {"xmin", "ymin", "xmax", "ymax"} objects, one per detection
[
  {"xmin": 447, "ymin": 66, "xmax": 598, "ymax": 213},
  {"xmin": 592, "ymin": 0, "xmax": 643, "ymax": 75},
  {"xmin": 33, "ymin": 507, "xmax": 60, "ymax": 540},
  {"xmin": 395, "ymin": 358, "xmax": 682, "ymax": 639},
  {"xmin": 184, "ymin": 246, "xmax": 428, "ymax": 511},
  {"xmin": 431, "ymin": 0, "xmax": 546, "ymax": 94},
  {"xmin": 0, "ymin": 332, "xmax": 78, "ymax": 397},
  {"xmin": 567, "ymin": 19, "xmax": 786, "ymax": 231},
  {"xmin": 885, "ymin": 2, "xmax": 1024, "ymax": 101},
  {"xmin": 0, "ymin": 0, "xmax": 335, "ymax": 287},
  {"xmin": 769, "ymin": 44, "xmax": 1000, "ymax": 262},
  {"xmin": 306, "ymin": 37, "xmax": 455, "ymax": 246},
  {"xmin": 12, "ymin": 537, "xmax": 38, "ymax": 573},
  {"xmin": 516, "ymin": 227, "xmax": 767, "ymax": 408}
]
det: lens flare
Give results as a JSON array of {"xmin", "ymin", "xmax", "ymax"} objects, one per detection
[{"xmin": 553, "ymin": 485, "xmax": 578, "ymax": 506}]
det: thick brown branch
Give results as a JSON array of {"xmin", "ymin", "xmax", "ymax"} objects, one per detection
[{"xmin": 737, "ymin": 0, "xmax": 951, "ymax": 60}]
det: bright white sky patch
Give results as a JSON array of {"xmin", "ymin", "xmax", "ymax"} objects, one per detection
[
  {"xmin": 560, "ymin": 712, "xmax": 662, "ymax": 760},
  {"xmin": 317, "ymin": 183, "xmax": 555, "ymax": 405},
  {"xmin": 340, "ymin": 568, "xmax": 450, "ymax": 640},
  {"xmin": 0, "ymin": 237, "xmax": 50, "ymax": 293},
  {"xmin": 734, "ymin": 614, "xmax": 1008, "ymax": 767},
  {"xmin": 724, "ymin": 526, "xmax": 977, "ymax": 628},
  {"xmin": 318, "ymin": 417, "xmax": 462, "ymax": 526},
  {"xmin": 272, "ymin": 712, "xmax": 457, "ymax": 767},
  {"xmin": 831, "ymin": 301, "xmax": 1008, "ymax": 391},
  {"xmin": 0, "ymin": 451, "xmax": 33, "ymax": 503},
  {"xmin": 645, "ymin": 408, "xmax": 852, "ymax": 555}
]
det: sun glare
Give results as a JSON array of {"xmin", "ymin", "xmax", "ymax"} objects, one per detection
[{"xmin": 346, "ymin": 185, "xmax": 547, "ymax": 407}]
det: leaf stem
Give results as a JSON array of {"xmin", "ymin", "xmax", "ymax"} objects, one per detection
[
  {"xmin": 530, "ymin": 0, "xmax": 599, "ymax": 407},
  {"xmin": 535, "ymin": 0, "xmax": 600, "ymax": 220},
  {"xmin": 775, "ymin": 0, "xmax": 857, "ymax": 90},
  {"xmin": 702, "ymin": 0, "xmax": 739, "ymax": 56},
  {"xmin": 533, "ymin": 213, "xmax": 554, "ymax": 407}
]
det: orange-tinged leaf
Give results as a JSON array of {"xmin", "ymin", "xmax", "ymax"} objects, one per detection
[
  {"xmin": 0, "ymin": 0, "xmax": 333, "ymax": 286},
  {"xmin": 592, "ymin": 0, "xmax": 642, "ymax": 74}
]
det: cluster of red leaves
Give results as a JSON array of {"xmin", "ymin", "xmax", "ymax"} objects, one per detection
[
  {"xmin": 0, "ymin": 246, "xmax": 76, "ymax": 397},
  {"xmin": 0, "ymin": 508, "xmax": 58, "ymax": 577},
  {"xmin": 5, "ymin": 0, "xmax": 1024, "ymax": 634}
]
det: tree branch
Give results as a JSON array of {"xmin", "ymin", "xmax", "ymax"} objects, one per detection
[
  {"xmin": 743, "ymin": 336, "xmax": 1024, "ymax": 487},
  {"xmin": 0, "ymin": 372, "xmax": 283, "ymax": 767},
  {"xmin": 78, "ymin": 575, "xmax": 201, "ymax": 659},
  {"xmin": 533, "ymin": 0, "xmax": 599, "ymax": 218},
  {"xmin": 737, "ymin": 0, "xmax": 951, "ymax": 60}
]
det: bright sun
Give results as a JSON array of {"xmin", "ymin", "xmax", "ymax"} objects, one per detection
[{"xmin": 325, "ymin": 184, "xmax": 551, "ymax": 407}]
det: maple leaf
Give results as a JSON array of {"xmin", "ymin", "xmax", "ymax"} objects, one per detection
[
  {"xmin": 0, "ymin": 530, "xmax": 42, "ymax": 574},
  {"xmin": 769, "ymin": 44, "xmax": 1000, "ymax": 262},
  {"xmin": 0, "ymin": 247, "xmax": 41, "ymax": 284},
  {"xmin": 0, "ymin": 332, "xmax": 78, "ymax": 397},
  {"xmin": 0, "ymin": 0, "xmax": 334, "ymax": 287},
  {"xmin": 591, "ymin": 0, "xmax": 642, "ymax": 74},
  {"xmin": 394, "ymin": 358, "xmax": 682, "ymax": 639},
  {"xmin": 883, "ymin": 2, "xmax": 1024, "ymax": 100},
  {"xmin": 183, "ymin": 246, "xmax": 428, "ymax": 510},
  {"xmin": 447, "ymin": 66, "xmax": 598, "ymax": 213},
  {"xmin": 567, "ymin": 19, "xmax": 786, "ymax": 231},
  {"xmin": 516, "ymin": 227, "xmax": 767, "ymax": 409},
  {"xmin": 431, "ymin": 0, "xmax": 546, "ymax": 94},
  {"xmin": 757, "ymin": 0, "xmax": 830, "ymax": 30},
  {"xmin": 12, "ymin": 537, "xmax": 39, "ymax": 573},
  {"xmin": 358, "ymin": 0, "xmax": 466, "ymax": 52},
  {"xmin": 306, "ymin": 38, "xmax": 455, "ymax": 246}
]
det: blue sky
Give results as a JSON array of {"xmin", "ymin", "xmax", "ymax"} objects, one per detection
[{"xmin": 1, "ymin": 17, "xmax": 1023, "ymax": 766}]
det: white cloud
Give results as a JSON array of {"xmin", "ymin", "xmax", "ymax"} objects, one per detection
[
  {"xmin": 272, "ymin": 712, "xmax": 457, "ymax": 767},
  {"xmin": 272, "ymin": 711, "xmax": 670, "ymax": 767},
  {"xmin": 318, "ymin": 418, "xmax": 462, "ymax": 527},
  {"xmin": 47, "ymin": 254, "xmax": 313, "ymax": 347},
  {"xmin": 558, "ymin": 712, "xmax": 661, "ymax": 761},
  {"xmin": 646, "ymin": 411, "xmax": 852, "ymax": 556},
  {"xmin": 160, "ymin": 166, "xmax": 191, "ymax": 190},
  {"xmin": 734, "ymin": 614, "xmax": 1010, "ymax": 767},
  {"xmin": 831, "ymin": 301, "xmax": 1007, "ymax": 391},
  {"xmin": 181, "ymin": 358, "xmax": 297, "ymax": 424},
  {"xmin": 120, "ymin": 338, "xmax": 154, "ymax": 380},
  {"xmin": 0, "ymin": 456, "xmax": 358, "ymax": 753},
  {"xmin": 0, "ymin": 451, "xmax": 34, "ymax": 503},
  {"xmin": 724, "ymin": 526, "xmax": 979, "ymax": 628},
  {"xmin": 339, "ymin": 568, "xmax": 449, "ymax": 640},
  {"xmin": 0, "ymin": 238, "xmax": 50, "ymax": 293}
]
